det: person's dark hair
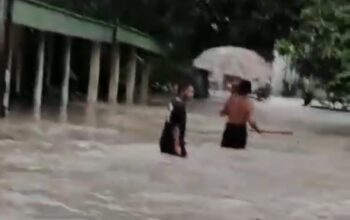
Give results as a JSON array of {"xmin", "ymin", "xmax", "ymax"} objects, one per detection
[
  {"xmin": 177, "ymin": 81, "xmax": 192, "ymax": 95},
  {"xmin": 237, "ymin": 80, "xmax": 252, "ymax": 95},
  {"xmin": 230, "ymin": 80, "xmax": 240, "ymax": 94}
]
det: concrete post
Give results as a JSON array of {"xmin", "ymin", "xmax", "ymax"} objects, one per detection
[
  {"xmin": 3, "ymin": 42, "xmax": 12, "ymax": 114},
  {"xmin": 3, "ymin": 24, "xmax": 18, "ymax": 115},
  {"xmin": 0, "ymin": 0, "xmax": 11, "ymax": 117},
  {"xmin": 108, "ymin": 44, "xmax": 120, "ymax": 104},
  {"xmin": 33, "ymin": 32, "xmax": 46, "ymax": 120},
  {"xmin": 60, "ymin": 37, "xmax": 71, "ymax": 122},
  {"xmin": 87, "ymin": 42, "xmax": 101, "ymax": 105},
  {"xmin": 0, "ymin": 0, "xmax": 6, "ymax": 117},
  {"xmin": 126, "ymin": 47, "xmax": 137, "ymax": 105},
  {"xmin": 140, "ymin": 60, "xmax": 152, "ymax": 104}
]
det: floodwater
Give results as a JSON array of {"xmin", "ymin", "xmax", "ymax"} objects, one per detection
[{"xmin": 0, "ymin": 96, "xmax": 350, "ymax": 220}]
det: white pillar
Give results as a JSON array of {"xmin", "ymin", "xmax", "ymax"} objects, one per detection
[
  {"xmin": 108, "ymin": 44, "xmax": 120, "ymax": 104},
  {"xmin": 126, "ymin": 47, "xmax": 137, "ymax": 105},
  {"xmin": 0, "ymin": 0, "xmax": 9, "ymax": 117},
  {"xmin": 3, "ymin": 44, "xmax": 12, "ymax": 115},
  {"xmin": 33, "ymin": 32, "xmax": 46, "ymax": 120},
  {"xmin": 140, "ymin": 60, "xmax": 152, "ymax": 104},
  {"xmin": 87, "ymin": 42, "xmax": 101, "ymax": 105},
  {"xmin": 60, "ymin": 37, "xmax": 71, "ymax": 122},
  {"xmin": 3, "ymin": 25, "xmax": 19, "ymax": 115}
]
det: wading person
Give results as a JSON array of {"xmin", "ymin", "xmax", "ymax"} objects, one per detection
[
  {"xmin": 160, "ymin": 82, "xmax": 194, "ymax": 158},
  {"xmin": 220, "ymin": 80, "xmax": 261, "ymax": 149},
  {"xmin": 302, "ymin": 77, "xmax": 314, "ymax": 106}
]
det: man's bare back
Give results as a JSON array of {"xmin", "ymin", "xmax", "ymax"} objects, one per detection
[{"xmin": 221, "ymin": 94, "xmax": 254, "ymax": 125}]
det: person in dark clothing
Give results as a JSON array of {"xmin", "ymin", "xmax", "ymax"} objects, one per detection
[
  {"xmin": 159, "ymin": 83, "xmax": 194, "ymax": 158},
  {"xmin": 220, "ymin": 80, "xmax": 261, "ymax": 149}
]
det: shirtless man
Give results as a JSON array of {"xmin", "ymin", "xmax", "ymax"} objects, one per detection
[{"xmin": 220, "ymin": 80, "xmax": 261, "ymax": 149}]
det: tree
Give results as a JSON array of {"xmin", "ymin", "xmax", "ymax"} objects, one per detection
[
  {"xmin": 277, "ymin": 0, "xmax": 350, "ymax": 106},
  {"xmin": 277, "ymin": 0, "xmax": 350, "ymax": 81}
]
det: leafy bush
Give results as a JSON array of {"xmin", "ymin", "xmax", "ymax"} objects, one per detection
[{"xmin": 277, "ymin": 0, "xmax": 350, "ymax": 106}]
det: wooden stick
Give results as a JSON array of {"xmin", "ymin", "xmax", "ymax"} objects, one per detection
[
  {"xmin": 250, "ymin": 129, "xmax": 294, "ymax": 135},
  {"xmin": 262, "ymin": 130, "xmax": 294, "ymax": 135}
]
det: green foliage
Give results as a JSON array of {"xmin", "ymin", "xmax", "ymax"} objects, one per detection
[
  {"xmin": 277, "ymin": 0, "xmax": 350, "ymax": 98},
  {"xmin": 277, "ymin": 0, "xmax": 350, "ymax": 81},
  {"xmin": 328, "ymin": 73, "xmax": 350, "ymax": 95}
]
